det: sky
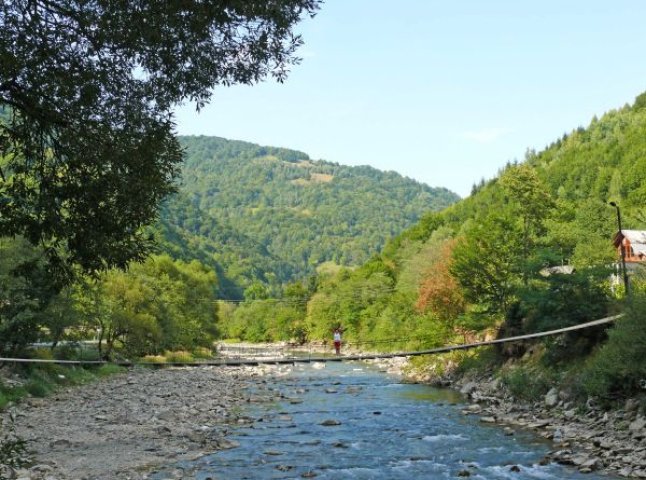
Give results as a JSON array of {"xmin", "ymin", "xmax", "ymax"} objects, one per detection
[{"xmin": 174, "ymin": 1, "xmax": 646, "ymax": 198}]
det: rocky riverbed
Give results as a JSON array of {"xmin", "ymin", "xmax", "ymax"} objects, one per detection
[
  {"xmin": 2, "ymin": 355, "xmax": 645, "ymax": 479},
  {"xmin": 451, "ymin": 374, "xmax": 646, "ymax": 478},
  {"xmin": 375, "ymin": 355, "xmax": 646, "ymax": 479},
  {"xmin": 1, "ymin": 365, "xmax": 289, "ymax": 480}
]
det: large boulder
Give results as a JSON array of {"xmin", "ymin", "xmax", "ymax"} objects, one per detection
[{"xmin": 544, "ymin": 388, "xmax": 559, "ymax": 408}]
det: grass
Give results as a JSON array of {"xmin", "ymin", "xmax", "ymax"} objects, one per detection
[
  {"xmin": 0, "ymin": 344, "xmax": 217, "ymax": 411},
  {"xmin": 191, "ymin": 346, "xmax": 214, "ymax": 359},
  {"xmin": 0, "ymin": 384, "xmax": 27, "ymax": 410},
  {"xmin": 406, "ymin": 346, "xmax": 501, "ymax": 382},
  {"xmin": 499, "ymin": 365, "xmax": 554, "ymax": 402},
  {"xmin": 141, "ymin": 355, "xmax": 167, "ymax": 364},
  {"xmin": 0, "ymin": 363, "xmax": 126, "ymax": 411},
  {"xmin": 164, "ymin": 350, "xmax": 194, "ymax": 363}
]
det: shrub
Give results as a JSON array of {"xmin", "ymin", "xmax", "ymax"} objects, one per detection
[
  {"xmin": 141, "ymin": 355, "xmax": 167, "ymax": 364},
  {"xmin": 455, "ymin": 346, "xmax": 501, "ymax": 374},
  {"xmin": 53, "ymin": 343, "xmax": 82, "ymax": 360},
  {"xmin": 164, "ymin": 350, "xmax": 194, "ymax": 363},
  {"xmin": 95, "ymin": 364, "xmax": 126, "ymax": 377},
  {"xmin": 517, "ymin": 268, "xmax": 614, "ymax": 364},
  {"xmin": 0, "ymin": 413, "xmax": 27, "ymax": 470},
  {"xmin": 578, "ymin": 292, "xmax": 646, "ymax": 402},
  {"xmin": 500, "ymin": 365, "xmax": 554, "ymax": 402},
  {"xmin": 191, "ymin": 347, "xmax": 214, "ymax": 359},
  {"xmin": 31, "ymin": 348, "xmax": 54, "ymax": 360},
  {"xmin": 62, "ymin": 366, "xmax": 96, "ymax": 384},
  {"xmin": 24, "ymin": 380, "xmax": 50, "ymax": 398},
  {"xmin": 74, "ymin": 347, "xmax": 102, "ymax": 362}
]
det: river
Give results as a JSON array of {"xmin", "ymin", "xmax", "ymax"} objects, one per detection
[{"xmin": 152, "ymin": 361, "xmax": 618, "ymax": 479}]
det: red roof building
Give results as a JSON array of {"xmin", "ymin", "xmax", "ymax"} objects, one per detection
[{"xmin": 613, "ymin": 230, "xmax": 646, "ymax": 263}]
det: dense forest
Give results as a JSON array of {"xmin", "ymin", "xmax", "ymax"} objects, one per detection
[{"xmin": 156, "ymin": 136, "xmax": 459, "ymax": 297}]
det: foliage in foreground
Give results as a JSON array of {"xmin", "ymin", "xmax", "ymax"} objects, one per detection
[{"xmin": 1, "ymin": 0, "xmax": 321, "ymax": 280}]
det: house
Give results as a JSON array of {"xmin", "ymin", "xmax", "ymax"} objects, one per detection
[{"xmin": 613, "ymin": 230, "xmax": 646, "ymax": 263}]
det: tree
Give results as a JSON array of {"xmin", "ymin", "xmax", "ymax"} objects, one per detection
[
  {"xmin": 0, "ymin": 237, "xmax": 64, "ymax": 354},
  {"xmin": 416, "ymin": 238, "xmax": 465, "ymax": 322},
  {"xmin": 451, "ymin": 214, "xmax": 521, "ymax": 314},
  {"xmin": 498, "ymin": 164, "xmax": 555, "ymax": 284},
  {"xmin": 0, "ymin": 0, "xmax": 321, "ymax": 276}
]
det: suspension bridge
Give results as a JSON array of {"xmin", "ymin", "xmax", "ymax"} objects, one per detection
[{"xmin": 0, "ymin": 315, "xmax": 622, "ymax": 368}]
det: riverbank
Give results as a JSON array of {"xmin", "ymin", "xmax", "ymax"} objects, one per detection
[
  {"xmin": 1, "ymin": 365, "xmax": 287, "ymax": 480},
  {"xmin": 370, "ymin": 356, "xmax": 646, "ymax": 478},
  {"xmin": 452, "ymin": 371, "xmax": 646, "ymax": 478}
]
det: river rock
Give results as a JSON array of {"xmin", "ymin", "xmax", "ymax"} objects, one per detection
[
  {"xmin": 320, "ymin": 419, "xmax": 341, "ymax": 426},
  {"xmin": 618, "ymin": 466, "xmax": 633, "ymax": 477},
  {"xmin": 2, "ymin": 366, "xmax": 280, "ymax": 479},
  {"xmin": 460, "ymin": 382, "xmax": 478, "ymax": 396},
  {"xmin": 625, "ymin": 398, "xmax": 640, "ymax": 414},
  {"xmin": 579, "ymin": 458, "xmax": 601, "ymax": 471},
  {"xmin": 264, "ymin": 450, "xmax": 283, "ymax": 456},
  {"xmin": 215, "ymin": 438, "xmax": 240, "ymax": 450},
  {"xmin": 563, "ymin": 409, "xmax": 576, "ymax": 420},
  {"xmin": 629, "ymin": 416, "xmax": 646, "ymax": 434},
  {"xmin": 462, "ymin": 404, "xmax": 482, "ymax": 414},
  {"xmin": 544, "ymin": 388, "xmax": 559, "ymax": 408}
]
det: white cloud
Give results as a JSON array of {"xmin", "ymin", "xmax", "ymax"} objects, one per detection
[{"xmin": 461, "ymin": 127, "xmax": 512, "ymax": 143}]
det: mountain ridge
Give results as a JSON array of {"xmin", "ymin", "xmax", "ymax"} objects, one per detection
[{"xmin": 154, "ymin": 135, "xmax": 460, "ymax": 298}]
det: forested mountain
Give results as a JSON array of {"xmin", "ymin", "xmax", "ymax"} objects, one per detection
[
  {"xmin": 156, "ymin": 136, "xmax": 459, "ymax": 297},
  {"xmin": 154, "ymin": 194, "xmax": 296, "ymax": 299}
]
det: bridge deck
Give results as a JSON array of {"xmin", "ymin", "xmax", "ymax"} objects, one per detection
[{"xmin": 0, "ymin": 315, "xmax": 621, "ymax": 367}]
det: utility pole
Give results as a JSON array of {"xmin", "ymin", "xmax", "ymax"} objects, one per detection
[{"xmin": 609, "ymin": 201, "xmax": 630, "ymax": 296}]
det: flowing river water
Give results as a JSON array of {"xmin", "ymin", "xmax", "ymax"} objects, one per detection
[{"xmin": 152, "ymin": 361, "xmax": 618, "ymax": 479}]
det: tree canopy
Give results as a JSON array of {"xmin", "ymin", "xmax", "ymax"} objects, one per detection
[{"xmin": 0, "ymin": 0, "xmax": 320, "ymax": 276}]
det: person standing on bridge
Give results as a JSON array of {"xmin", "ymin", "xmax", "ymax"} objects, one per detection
[{"xmin": 333, "ymin": 327, "xmax": 344, "ymax": 355}]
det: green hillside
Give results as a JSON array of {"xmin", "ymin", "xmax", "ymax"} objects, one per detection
[
  {"xmin": 156, "ymin": 136, "xmax": 459, "ymax": 297},
  {"xmin": 292, "ymin": 92, "xmax": 646, "ymax": 403}
]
